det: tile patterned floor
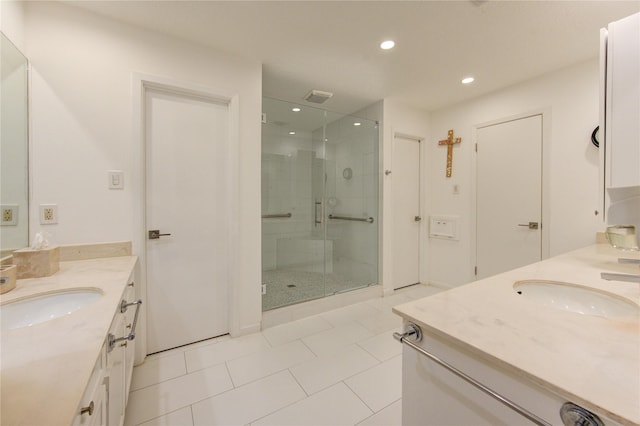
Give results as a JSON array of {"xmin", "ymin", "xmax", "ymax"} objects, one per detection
[{"xmin": 125, "ymin": 284, "xmax": 444, "ymax": 426}]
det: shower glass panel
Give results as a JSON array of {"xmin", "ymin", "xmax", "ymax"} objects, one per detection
[{"xmin": 261, "ymin": 98, "xmax": 379, "ymax": 311}]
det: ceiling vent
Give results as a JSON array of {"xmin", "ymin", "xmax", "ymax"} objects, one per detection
[{"xmin": 304, "ymin": 90, "xmax": 333, "ymax": 104}]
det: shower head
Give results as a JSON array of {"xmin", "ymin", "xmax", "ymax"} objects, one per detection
[{"xmin": 304, "ymin": 90, "xmax": 333, "ymax": 104}]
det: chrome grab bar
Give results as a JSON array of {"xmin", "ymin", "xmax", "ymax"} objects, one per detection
[
  {"xmin": 328, "ymin": 214, "xmax": 374, "ymax": 224},
  {"xmin": 393, "ymin": 324, "xmax": 552, "ymax": 426},
  {"xmin": 261, "ymin": 213, "xmax": 292, "ymax": 219},
  {"xmin": 108, "ymin": 299, "xmax": 142, "ymax": 352}
]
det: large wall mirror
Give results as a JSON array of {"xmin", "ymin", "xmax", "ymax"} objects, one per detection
[{"xmin": 1, "ymin": 32, "xmax": 29, "ymax": 258}]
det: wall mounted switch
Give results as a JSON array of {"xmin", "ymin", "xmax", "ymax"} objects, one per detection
[
  {"xmin": 1, "ymin": 205, "xmax": 18, "ymax": 226},
  {"xmin": 108, "ymin": 170, "xmax": 124, "ymax": 189},
  {"xmin": 40, "ymin": 204, "xmax": 58, "ymax": 225}
]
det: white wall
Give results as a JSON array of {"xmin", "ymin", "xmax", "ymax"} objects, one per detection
[
  {"xmin": 23, "ymin": 2, "xmax": 262, "ymax": 335},
  {"xmin": 1, "ymin": 0, "xmax": 25, "ymax": 51},
  {"xmin": 427, "ymin": 59, "xmax": 603, "ymax": 287},
  {"xmin": 372, "ymin": 99, "xmax": 431, "ymax": 295}
]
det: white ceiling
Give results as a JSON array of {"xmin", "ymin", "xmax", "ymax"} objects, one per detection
[{"xmin": 66, "ymin": 0, "xmax": 640, "ymax": 115}]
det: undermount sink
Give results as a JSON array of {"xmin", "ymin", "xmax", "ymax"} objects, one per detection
[
  {"xmin": 1, "ymin": 289, "xmax": 103, "ymax": 330},
  {"xmin": 514, "ymin": 280, "xmax": 639, "ymax": 319}
]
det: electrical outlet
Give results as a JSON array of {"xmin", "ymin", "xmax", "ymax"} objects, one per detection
[
  {"xmin": 0, "ymin": 205, "xmax": 18, "ymax": 226},
  {"xmin": 40, "ymin": 204, "xmax": 58, "ymax": 225},
  {"xmin": 262, "ymin": 284, "xmax": 267, "ymax": 295}
]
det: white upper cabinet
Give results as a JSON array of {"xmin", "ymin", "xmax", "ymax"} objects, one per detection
[{"xmin": 601, "ymin": 12, "xmax": 640, "ymax": 190}]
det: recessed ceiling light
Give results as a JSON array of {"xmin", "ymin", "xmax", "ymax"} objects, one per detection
[
  {"xmin": 292, "ymin": 107, "xmax": 301, "ymax": 112},
  {"xmin": 289, "ymin": 131, "xmax": 296, "ymax": 135},
  {"xmin": 354, "ymin": 122, "xmax": 361, "ymax": 126},
  {"xmin": 461, "ymin": 76, "xmax": 475, "ymax": 84},
  {"xmin": 380, "ymin": 40, "xmax": 395, "ymax": 50}
]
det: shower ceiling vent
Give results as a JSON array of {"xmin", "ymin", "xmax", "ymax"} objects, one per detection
[{"xmin": 304, "ymin": 90, "xmax": 333, "ymax": 104}]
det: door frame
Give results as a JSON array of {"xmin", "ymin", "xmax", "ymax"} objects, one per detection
[
  {"xmin": 470, "ymin": 109, "xmax": 551, "ymax": 280},
  {"xmin": 390, "ymin": 131, "xmax": 427, "ymax": 290},
  {"xmin": 132, "ymin": 73, "xmax": 240, "ymax": 360}
]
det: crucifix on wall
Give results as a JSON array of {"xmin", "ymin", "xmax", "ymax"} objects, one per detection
[{"xmin": 438, "ymin": 129, "xmax": 461, "ymax": 177}]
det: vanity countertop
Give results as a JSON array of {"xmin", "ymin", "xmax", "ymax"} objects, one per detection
[
  {"xmin": 393, "ymin": 244, "xmax": 640, "ymax": 425},
  {"xmin": 0, "ymin": 256, "xmax": 138, "ymax": 426}
]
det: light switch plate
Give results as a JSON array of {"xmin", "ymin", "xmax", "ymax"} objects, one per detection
[{"xmin": 108, "ymin": 170, "xmax": 124, "ymax": 189}]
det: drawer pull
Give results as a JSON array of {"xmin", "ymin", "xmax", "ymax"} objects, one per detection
[{"xmin": 80, "ymin": 401, "xmax": 94, "ymax": 416}]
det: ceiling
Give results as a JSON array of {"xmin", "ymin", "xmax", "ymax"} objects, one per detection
[{"xmin": 66, "ymin": 0, "xmax": 640, "ymax": 115}]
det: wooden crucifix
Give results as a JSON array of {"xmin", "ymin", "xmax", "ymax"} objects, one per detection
[{"xmin": 438, "ymin": 129, "xmax": 461, "ymax": 177}]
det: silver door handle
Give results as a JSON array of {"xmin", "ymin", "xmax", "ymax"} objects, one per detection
[
  {"xmin": 518, "ymin": 222, "xmax": 539, "ymax": 230},
  {"xmin": 148, "ymin": 230, "xmax": 171, "ymax": 239}
]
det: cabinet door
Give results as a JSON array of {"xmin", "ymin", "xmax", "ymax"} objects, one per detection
[
  {"xmin": 123, "ymin": 280, "xmax": 137, "ymax": 403},
  {"xmin": 107, "ymin": 314, "xmax": 126, "ymax": 426},
  {"xmin": 606, "ymin": 12, "xmax": 640, "ymax": 189},
  {"xmin": 402, "ymin": 346, "xmax": 538, "ymax": 425},
  {"xmin": 73, "ymin": 346, "xmax": 106, "ymax": 426}
]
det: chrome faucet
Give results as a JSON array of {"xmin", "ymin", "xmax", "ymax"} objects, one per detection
[{"xmin": 601, "ymin": 258, "xmax": 640, "ymax": 283}]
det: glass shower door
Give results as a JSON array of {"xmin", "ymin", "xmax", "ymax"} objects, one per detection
[
  {"xmin": 261, "ymin": 97, "xmax": 379, "ymax": 311},
  {"xmin": 261, "ymin": 98, "xmax": 327, "ymax": 310},
  {"xmin": 323, "ymin": 113, "xmax": 379, "ymax": 295}
]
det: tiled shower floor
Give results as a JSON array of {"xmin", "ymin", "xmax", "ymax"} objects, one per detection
[{"xmin": 261, "ymin": 269, "xmax": 374, "ymax": 311}]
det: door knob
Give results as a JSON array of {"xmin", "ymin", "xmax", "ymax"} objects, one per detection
[
  {"xmin": 517, "ymin": 222, "xmax": 539, "ymax": 230},
  {"xmin": 148, "ymin": 230, "xmax": 172, "ymax": 239},
  {"xmin": 414, "ymin": 216, "xmax": 422, "ymax": 222}
]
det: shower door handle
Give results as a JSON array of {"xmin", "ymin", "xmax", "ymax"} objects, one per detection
[{"xmin": 315, "ymin": 201, "xmax": 323, "ymax": 225}]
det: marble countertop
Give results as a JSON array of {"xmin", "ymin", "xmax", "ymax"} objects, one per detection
[
  {"xmin": 0, "ymin": 256, "xmax": 138, "ymax": 426},
  {"xmin": 393, "ymin": 244, "xmax": 640, "ymax": 426}
]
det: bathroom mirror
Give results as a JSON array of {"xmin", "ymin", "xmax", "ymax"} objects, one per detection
[{"xmin": 1, "ymin": 32, "xmax": 30, "ymax": 258}]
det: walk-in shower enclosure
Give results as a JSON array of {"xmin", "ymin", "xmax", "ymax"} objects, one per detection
[{"xmin": 261, "ymin": 98, "xmax": 379, "ymax": 311}]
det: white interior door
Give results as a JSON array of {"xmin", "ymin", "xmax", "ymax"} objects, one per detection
[
  {"xmin": 476, "ymin": 115, "xmax": 542, "ymax": 280},
  {"xmin": 392, "ymin": 135, "xmax": 421, "ymax": 289},
  {"xmin": 146, "ymin": 88, "xmax": 229, "ymax": 354}
]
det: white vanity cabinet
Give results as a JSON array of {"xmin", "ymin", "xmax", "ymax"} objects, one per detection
[
  {"xmin": 73, "ymin": 347, "xmax": 107, "ymax": 426},
  {"xmin": 601, "ymin": 12, "xmax": 640, "ymax": 192},
  {"xmin": 107, "ymin": 311, "xmax": 127, "ymax": 426},
  {"xmin": 401, "ymin": 326, "xmax": 622, "ymax": 426},
  {"xmin": 74, "ymin": 272, "xmax": 139, "ymax": 426},
  {"xmin": 123, "ymin": 281, "xmax": 137, "ymax": 402},
  {"xmin": 107, "ymin": 274, "xmax": 140, "ymax": 426}
]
